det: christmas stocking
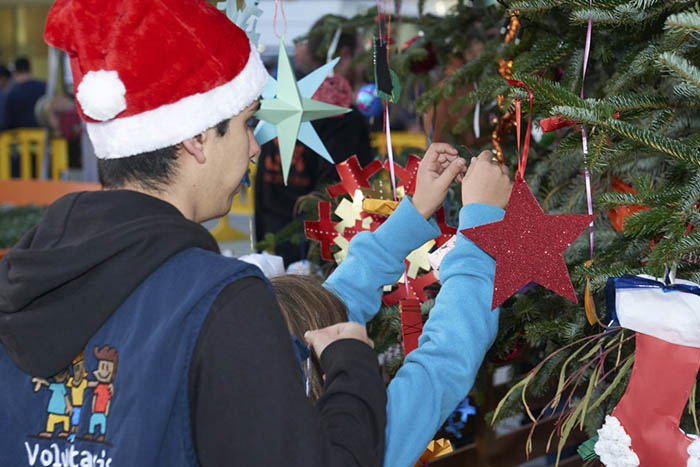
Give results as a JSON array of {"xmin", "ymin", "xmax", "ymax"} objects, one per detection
[{"xmin": 595, "ymin": 275, "xmax": 700, "ymax": 467}]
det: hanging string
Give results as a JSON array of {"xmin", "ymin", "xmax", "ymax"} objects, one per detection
[
  {"xmin": 506, "ymin": 79, "xmax": 534, "ymax": 180},
  {"xmin": 386, "ymin": 0, "xmax": 392, "ymax": 63},
  {"xmin": 273, "ymin": 0, "xmax": 287, "ymax": 38},
  {"xmin": 385, "ymin": 105, "xmax": 398, "ymax": 201},
  {"xmin": 375, "ymin": 0, "xmax": 384, "ymax": 41},
  {"xmin": 473, "ymin": 83, "xmax": 481, "ymax": 139},
  {"xmin": 581, "ymin": 0, "xmax": 594, "ymax": 261}
]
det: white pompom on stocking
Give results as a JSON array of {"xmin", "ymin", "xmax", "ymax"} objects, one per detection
[{"xmin": 77, "ymin": 70, "xmax": 127, "ymax": 121}]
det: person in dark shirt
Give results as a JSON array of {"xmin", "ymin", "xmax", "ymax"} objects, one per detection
[
  {"xmin": 255, "ymin": 16, "xmax": 373, "ymax": 265},
  {"xmin": 3, "ymin": 57, "xmax": 46, "ymax": 129},
  {"xmin": 0, "ymin": 65, "xmax": 11, "ymax": 130}
]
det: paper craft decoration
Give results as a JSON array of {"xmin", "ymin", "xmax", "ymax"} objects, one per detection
[
  {"xmin": 373, "ymin": 36, "xmax": 401, "ymax": 103},
  {"xmin": 305, "ymin": 155, "xmax": 460, "ymax": 306},
  {"xmin": 374, "ymin": 36, "xmax": 393, "ymax": 97},
  {"xmin": 405, "ymin": 241, "xmax": 435, "ymax": 279},
  {"xmin": 384, "ymin": 154, "xmax": 420, "ymax": 195},
  {"xmin": 400, "ymin": 298, "xmax": 423, "ymax": 355},
  {"xmin": 595, "ymin": 275, "xmax": 700, "ymax": 466},
  {"xmin": 434, "ymin": 207, "xmax": 457, "ymax": 248},
  {"xmin": 217, "ymin": 0, "xmax": 263, "ymax": 46},
  {"xmin": 461, "ymin": 175, "xmax": 597, "ymax": 309},
  {"xmin": 362, "ymin": 198, "xmax": 399, "ymax": 216},
  {"xmin": 327, "ymin": 155, "xmax": 383, "ymax": 198},
  {"xmin": 414, "ymin": 439, "xmax": 453, "ymax": 467},
  {"xmin": 254, "ymin": 39, "xmax": 350, "ymax": 184},
  {"xmin": 383, "ymin": 272, "xmax": 438, "ymax": 306},
  {"xmin": 304, "ymin": 201, "xmax": 340, "ymax": 261},
  {"xmin": 428, "ymin": 235, "xmax": 456, "ymax": 281}
]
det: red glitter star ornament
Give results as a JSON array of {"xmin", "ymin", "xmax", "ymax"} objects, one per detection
[{"xmin": 461, "ymin": 175, "xmax": 597, "ymax": 309}]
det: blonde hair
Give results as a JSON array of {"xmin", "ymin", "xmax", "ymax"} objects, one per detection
[{"xmin": 271, "ymin": 274, "xmax": 348, "ymax": 401}]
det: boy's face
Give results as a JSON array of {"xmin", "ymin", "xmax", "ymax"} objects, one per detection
[
  {"xmin": 93, "ymin": 360, "xmax": 115, "ymax": 383},
  {"xmin": 197, "ymin": 100, "xmax": 261, "ymax": 221},
  {"xmin": 54, "ymin": 369, "xmax": 69, "ymax": 383},
  {"xmin": 72, "ymin": 360, "xmax": 85, "ymax": 383}
]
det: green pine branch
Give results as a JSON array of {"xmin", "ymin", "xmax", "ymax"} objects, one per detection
[
  {"xmin": 551, "ymin": 105, "xmax": 700, "ymax": 163},
  {"xmin": 657, "ymin": 51, "xmax": 700, "ymax": 93},
  {"xmin": 663, "ymin": 10, "xmax": 700, "ymax": 50}
]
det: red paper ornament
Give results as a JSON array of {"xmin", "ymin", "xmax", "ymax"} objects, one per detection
[
  {"xmin": 540, "ymin": 116, "xmax": 575, "ymax": 133},
  {"xmin": 383, "ymin": 271, "xmax": 438, "ymax": 306},
  {"xmin": 461, "ymin": 175, "xmax": 597, "ymax": 309},
  {"xmin": 342, "ymin": 218, "xmax": 380, "ymax": 242},
  {"xmin": 304, "ymin": 201, "xmax": 340, "ymax": 261},
  {"xmin": 399, "ymin": 298, "xmax": 423, "ymax": 355},
  {"xmin": 384, "ymin": 154, "xmax": 421, "ymax": 195},
  {"xmin": 608, "ymin": 177, "xmax": 647, "ymax": 233},
  {"xmin": 434, "ymin": 207, "xmax": 457, "ymax": 248},
  {"xmin": 327, "ymin": 155, "xmax": 383, "ymax": 198}
]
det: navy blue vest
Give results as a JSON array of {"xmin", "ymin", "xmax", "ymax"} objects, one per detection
[{"xmin": 0, "ymin": 248, "xmax": 265, "ymax": 467}]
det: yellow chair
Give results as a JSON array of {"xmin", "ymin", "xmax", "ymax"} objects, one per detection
[
  {"xmin": 210, "ymin": 161, "xmax": 257, "ymax": 242},
  {"xmin": 50, "ymin": 138, "xmax": 70, "ymax": 181},
  {"xmin": 0, "ymin": 129, "xmax": 70, "ymax": 181},
  {"xmin": 370, "ymin": 131, "xmax": 427, "ymax": 156}
]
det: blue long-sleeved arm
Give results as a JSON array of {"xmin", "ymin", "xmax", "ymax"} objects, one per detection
[
  {"xmin": 324, "ymin": 197, "xmax": 503, "ymax": 466},
  {"xmin": 383, "ymin": 203, "xmax": 503, "ymax": 466},
  {"xmin": 324, "ymin": 197, "xmax": 440, "ymax": 324},
  {"xmin": 324, "ymin": 198, "xmax": 503, "ymax": 467}
]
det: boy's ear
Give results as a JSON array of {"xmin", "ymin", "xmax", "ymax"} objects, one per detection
[{"xmin": 181, "ymin": 133, "xmax": 207, "ymax": 164}]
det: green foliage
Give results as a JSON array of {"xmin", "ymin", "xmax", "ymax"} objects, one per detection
[
  {"xmin": 0, "ymin": 206, "xmax": 44, "ymax": 249},
  {"xmin": 408, "ymin": 0, "xmax": 700, "ymax": 454},
  {"xmin": 269, "ymin": 0, "xmax": 700, "ymax": 455}
]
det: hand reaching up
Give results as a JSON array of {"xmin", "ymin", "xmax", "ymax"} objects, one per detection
[
  {"xmin": 461, "ymin": 151, "xmax": 512, "ymax": 209},
  {"xmin": 412, "ymin": 143, "xmax": 467, "ymax": 219}
]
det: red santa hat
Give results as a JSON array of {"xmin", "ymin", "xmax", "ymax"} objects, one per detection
[{"xmin": 44, "ymin": 0, "xmax": 268, "ymax": 159}]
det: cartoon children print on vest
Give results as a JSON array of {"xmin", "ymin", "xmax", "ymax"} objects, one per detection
[
  {"xmin": 67, "ymin": 351, "xmax": 89, "ymax": 435},
  {"xmin": 31, "ymin": 368, "xmax": 73, "ymax": 439},
  {"xmin": 83, "ymin": 346, "xmax": 118, "ymax": 442},
  {"xmin": 30, "ymin": 345, "xmax": 118, "ymax": 444}
]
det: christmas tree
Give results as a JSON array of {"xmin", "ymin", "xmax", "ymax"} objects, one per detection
[
  {"xmin": 295, "ymin": 0, "xmax": 700, "ymax": 461},
  {"xmin": 414, "ymin": 0, "xmax": 700, "ymax": 460}
]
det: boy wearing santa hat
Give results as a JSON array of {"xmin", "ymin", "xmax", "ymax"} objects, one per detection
[{"xmin": 0, "ymin": 1, "xmax": 386, "ymax": 466}]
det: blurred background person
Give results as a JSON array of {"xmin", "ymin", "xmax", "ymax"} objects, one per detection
[
  {"xmin": 0, "ymin": 65, "xmax": 11, "ymax": 130},
  {"xmin": 3, "ymin": 57, "xmax": 46, "ymax": 130}
]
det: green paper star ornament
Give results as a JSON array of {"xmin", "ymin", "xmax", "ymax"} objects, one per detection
[{"xmin": 254, "ymin": 39, "xmax": 351, "ymax": 185}]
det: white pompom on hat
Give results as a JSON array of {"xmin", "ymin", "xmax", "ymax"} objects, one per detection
[
  {"xmin": 76, "ymin": 70, "xmax": 127, "ymax": 122},
  {"xmin": 44, "ymin": 0, "xmax": 268, "ymax": 159}
]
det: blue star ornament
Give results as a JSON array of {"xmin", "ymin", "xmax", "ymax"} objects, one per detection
[
  {"xmin": 217, "ymin": 0, "xmax": 263, "ymax": 46},
  {"xmin": 254, "ymin": 40, "xmax": 350, "ymax": 185}
]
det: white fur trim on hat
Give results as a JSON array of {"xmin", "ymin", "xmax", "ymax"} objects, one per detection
[
  {"xmin": 85, "ymin": 46, "xmax": 267, "ymax": 159},
  {"xmin": 77, "ymin": 70, "xmax": 127, "ymax": 121},
  {"xmin": 594, "ymin": 415, "xmax": 640, "ymax": 467}
]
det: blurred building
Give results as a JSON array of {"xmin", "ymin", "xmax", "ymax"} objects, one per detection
[{"xmin": 0, "ymin": 0, "xmax": 460, "ymax": 80}]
